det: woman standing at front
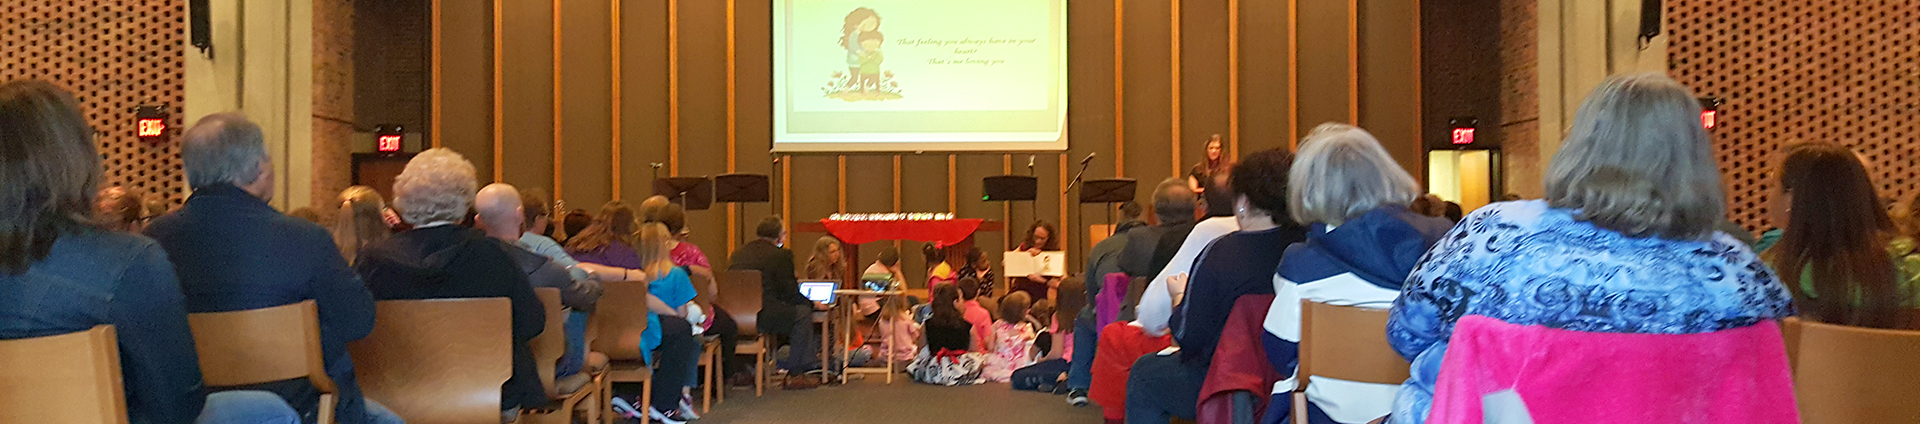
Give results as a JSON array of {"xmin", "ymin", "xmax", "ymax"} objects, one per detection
[{"xmin": 1385, "ymin": 73, "xmax": 1796, "ymax": 423}]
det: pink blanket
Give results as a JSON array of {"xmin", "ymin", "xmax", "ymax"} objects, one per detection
[
  {"xmin": 1430, "ymin": 315, "xmax": 1799, "ymax": 424},
  {"xmin": 1096, "ymin": 273, "xmax": 1127, "ymax": 330}
]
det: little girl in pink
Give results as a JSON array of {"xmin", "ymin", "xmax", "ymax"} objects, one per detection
[
  {"xmin": 982, "ymin": 292, "xmax": 1037, "ymax": 382},
  {"xmin": 869, "ymin": 296, "xmax": 921, "ymax": 365}
]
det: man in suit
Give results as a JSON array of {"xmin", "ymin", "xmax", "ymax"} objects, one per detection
[
  {"xmin": 727, "ymin": 216, "xmax": 827, "ymax": 387},
  {"xmin": 145, "ymin": 113, "xmax": 398, "ymax": 424}
]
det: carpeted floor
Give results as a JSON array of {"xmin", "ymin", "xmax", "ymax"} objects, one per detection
[{"xmin": 640, "ymin": 377, "xmax": 1105, "ymax": 424}]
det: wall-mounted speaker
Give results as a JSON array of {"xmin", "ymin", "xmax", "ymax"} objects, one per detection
[{"xmin": 190, "ymin": 0, "xmax": 212, "ymax": 56}]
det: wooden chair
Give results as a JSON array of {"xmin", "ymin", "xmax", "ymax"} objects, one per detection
[
  {"xmin": 714, "ymin": 269, "xmax": 768, "ymax": 396},
  {"xmin": 349, "ymin": 298, "xmax": 513, "ymax": 424},
  {"xmin": 521, "ymin": 288, "xmax": 601, "ymax": 424},
  {"xmin": 590, "ymin": 280, "xmax": 653, "ymax": 424},
  {"xmin": 187, "ymin": 300, "xmax": 336, "ymax": 423},
  {"xmin": 1787, "ymin": 318, "xmax": 1920, "ymax": 424},
  {"xmin": 688, "ymin": 270, "xmax": 721, "ymax": 412},
  {"xmin": 1294, "ymin": 301, "xmax": 1409, "ymax": 424},
  {"xmin": 0, "ymin": 325, "xmax": 127, "ymax": 424}
]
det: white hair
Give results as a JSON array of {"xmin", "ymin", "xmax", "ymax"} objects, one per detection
[
  {"xmin": 392, "ymin": 148, "xmax": 477, "ymax": 225},
  {"xmin": 1288, "ymin": 123, "xmax": 1421, "ymax": 226},
  {"xmin": 181, "ymin": 113, "xmax": 268, "ymax": 189},
  {"xmin": 1545, "ymin": 73, "xmax": 1723, "ymax": 239}
]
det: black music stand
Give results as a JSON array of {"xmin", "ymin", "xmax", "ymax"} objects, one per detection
[
  {"xmin": 1078, "ymin": 178, "xmax": 1137, "ymax": 240},
  {"xmin": 714, "ymin": 173, "xmax": 769, "ymax": 246},
  {"xmin": 652, "ymin": 177, "xmax": 713, "ymax": 210}
]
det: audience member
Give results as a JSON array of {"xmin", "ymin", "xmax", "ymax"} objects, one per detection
[
  {"xmin": 0, "ymin": 80, "xmax": 301, "ymax": 424},
  {"xmin": 331, "ymin": 185, "xmax": 391, "ymax": 265},
  {"xmin": 1134, "ymin": 178, "xmax": 1234, "ymax": 336},
  {"xmin": 957, "ymin": 277, "xmax": 995, "ymax": 347},
  {"xmin": 909, "ymin": 284, "xmax": 988, "ymax": 385},
  {"xmin": 728, "ymin": 216, "xmax": 828, "ymax": 387},
  {"xmin": 1768, "ymin": 143, "xmax": 1916, "ymax": 329},
  {"xmin": 1128, "ymin": 147, "xmax": 1308, "ymax": 424},
  {"xmin": 566, "ymin": 201, "xmax": 646, "ymax": 271},
  {"xmin": 1385, "ymin": 74, "xmax": 1795, "ymax": 424},
  {"xmin": 984, "ymin": 291, "xmax": 1037, "ymax": 382},
  {"xmin": 473, "ymin": 183, "xmax": 603, "ymax": 391},
  {"xmin": 926, "ymin": 243, "xmax": 957, "ymax": 287},
  {"xmin": 806, "ymin": 235, "xmax": 847, "ymax": 280},
  {"xmin": 1266, "ymin": 124, "xmax": 1452, "ymax": 424},
  {"xmin": 351, "ymin": 148, "xmax": 547, "ymax": 421},
  {"xmin": 860, "ymin": 245, "xmax": 904, "ymax": 284},
  {"xmin": 632, "ymin": 222, "xmax": 701, "ymax": 422},
  {"xmin": 651, "ymin": 202, "xmax": 743, "ymax": 393},
  {"xmin": 559, "ymin": 209, "xmax": 592, "ymax": 242},
  {"xmin": 144, "ymin": 113, "xmax": 394, "ymax": 424},
  {"xmin": 1065, "ymin": 202, "xmax": 1150, "ymax": 405},
  {"xmin": 868, "ymin": 295, "xmax": 922, "ymax": 365},
  {"xmin": 955, "ymin": 247, "xmax": 995, "ymax": 291},
  {"xmin": 1117, "ymin": 179, "xmax": 1199, "ymax": 284},
  {"xmin": 1010, "ymin": 220, "xmax": 1062, "ymax": 299},
  {"xmin": 94, "ymin": 186, "xmax": 148, "ymax": 232}
]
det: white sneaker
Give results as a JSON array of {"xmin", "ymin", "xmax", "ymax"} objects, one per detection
[
  {"xmin": 649, "ymin": 407, "xmax": 690, "ymax": 424},
  {"xmin": 677, "ymin": 395, "xmax": 702, "ymax": 420}
]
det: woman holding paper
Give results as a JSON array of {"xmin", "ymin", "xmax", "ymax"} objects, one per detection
[{"xmin": 1011, "ymin": 220, "xmax": 1064, "ymax": 300}]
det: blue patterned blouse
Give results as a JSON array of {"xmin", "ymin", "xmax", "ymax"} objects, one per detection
[{"xmin": 1384, "ymin": 200, "xmax": 1795, "ymax": 424}]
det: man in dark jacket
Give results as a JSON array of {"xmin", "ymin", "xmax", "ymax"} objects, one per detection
[
  {"xmin": 1117, "ymin": 179, "xmax": 1199, "ymax": 280},
  {"xmin": 144, "ymin": 113, "xmax": 396, "ymax": 424},
  {"xmin": 727, "ymin": 216, "xmax": 826, "ymax": 383},
  {"xmin": 352, "ymin": 148, "xmax": 546, "ymax": 421}
]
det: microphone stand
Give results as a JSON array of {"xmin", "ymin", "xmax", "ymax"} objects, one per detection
[{"xmin": 1064, "ymin": 157, "xmax": 1093, "ymax": 270}]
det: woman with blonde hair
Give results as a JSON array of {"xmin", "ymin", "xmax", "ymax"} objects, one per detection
[
  {"xmin": 806, "ymin": 235, "xmax": 847, "ymax": 280},
  {"xmin": 330, "ymin": 185, "xmax": 390, "ymax": 264},
  {"xmin": 1385, "ymin": 74, "xmax": 1795, "ymax": 423}
]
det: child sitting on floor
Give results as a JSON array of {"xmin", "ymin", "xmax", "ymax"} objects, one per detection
[
  {"xmin": 909, "ymin": 284, "xmax": 989, "ymax": 385},
  {"xmin": 983, "ymin": 292, "xmax": 1038, "ymax": 382},
  {"xmin": 864, "ymin": 295, "xmax": 920, "ymax": 367}
]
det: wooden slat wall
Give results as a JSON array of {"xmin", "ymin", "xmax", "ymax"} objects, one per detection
[{"xmin": 432, "ymin": 0, "xmax": 1423, "ymax": 275}]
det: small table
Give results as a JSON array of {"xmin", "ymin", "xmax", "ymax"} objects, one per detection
[
  {"xmin": 833, "ymin": 289, "xmax": 907, "ymax": 384},
  {"xmin": 793, "ymin": 219, "xmax": 1005, "ymax": 289}
]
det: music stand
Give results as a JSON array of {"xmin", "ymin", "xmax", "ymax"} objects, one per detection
[
  {"xmin": 714, "ymin": 174, "xmax": 770, "ymax": 203},
  {"xmin": 652, "ymin": 177, "xmax": 713, "ymax": 210},
  {"xmin": 1078, "ymin": 179, "xmax": 1136, "ymax": 242}
]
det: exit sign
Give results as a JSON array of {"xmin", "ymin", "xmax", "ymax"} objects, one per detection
[
  {"xmin": 377, "ymin": 135, "xmax": 402, "ymax": 152},
  {"xmin": 1448, "ymin": 117, "xmax": 1477, "ymax": 145},
  {"xmin": 135, "ymin": 105, "xmax": 167, "ymax": 142},
  {"xmin": 374, "ymin": 124, "xmax": 406, "ymax": 153}
]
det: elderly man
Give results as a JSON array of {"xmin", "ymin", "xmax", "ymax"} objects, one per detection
[
  {"xmin": 144, "ymin": 113, "xmax": 397, "ymax": 424},
  {"xmin": 352, "ymin": 148, "xmax": 545, "ymax": 422},
  {"xmin": 473, "ymin": 183, "xmax": 603, "ymax": 393}
]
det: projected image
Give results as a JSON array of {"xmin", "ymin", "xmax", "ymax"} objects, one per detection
[
  {"xmin": 825, "ymin": 7, "xmax": 903, "ymax": 102},
  {"xmin": 774, "ymin": 0, "xmax": 1067, "ymax": 152}
]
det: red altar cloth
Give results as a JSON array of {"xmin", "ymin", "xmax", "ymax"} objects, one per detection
[{"xmin": 819, "ymin": 218, "xmax": 985, "ymax": 247}]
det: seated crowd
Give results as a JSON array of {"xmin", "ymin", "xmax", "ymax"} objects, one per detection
[{"xmin": 5, "ymin": 71, "xmax": 1918, "ymax": 424}]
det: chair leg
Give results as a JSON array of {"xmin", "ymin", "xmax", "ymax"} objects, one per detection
[
  {"xmin": 756, "ymin": 348, "xmax": 766, "ymax": 397},
  {"xmin": 639, "ymin": 379, "xmax": 652, "ymax": 424},
  {"xmin": 703, "ymin": 345, "xmax": 715, "ymax": 413},
  {"xmin": 603, "ymin": 377, "xmax": 615, "ymax": 424}
]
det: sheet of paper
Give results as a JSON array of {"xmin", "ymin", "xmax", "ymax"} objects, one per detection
[{"xmin": 1003, "ymin": 251, "xmax": 1066, "ymax": 277}]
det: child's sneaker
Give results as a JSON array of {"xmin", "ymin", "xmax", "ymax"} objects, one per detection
[
  {"xmin": 609, "ymin": 397, "xmax": 643, "ymax": 419},
  {"xmin": 649, "ymin": 406, "xmax": 691, "ymax": 424},
  {"xmin": 677, "ymin": 394, "xmax": 702, "ymax": 420},
  {"xmin": 1065, "ymin": 388, "xmax": 1089, "ymax": 406}
]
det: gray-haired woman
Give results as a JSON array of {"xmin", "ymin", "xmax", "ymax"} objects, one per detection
[
  {"xmin": 1384, "ymin": 73, "xmax": 1796, "ymax": 423},
  {"xmin": 1263, "ymin": 123, "xmax": 1455, "ymax": 424}
]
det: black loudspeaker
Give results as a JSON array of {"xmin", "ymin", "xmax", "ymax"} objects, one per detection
[
  {"xmin": 190, "ymin": 0, "xmax": 212, "ymax": 54},
  {"xmin": 1078, "ymin": 179, "xmax": 1136, "ymax": 204},
  {"xmin": 652, "ymin": 177, "xmax": 714, "ymax": 210},
  {"xmin": 983, "ymin": 175, "xmax": 1038, "ymax": 201},
  {"xmin": 713, "ymin": 174, "xmax": 770, "ymax": 203},
  {"xmin": 1639, "ymin": 0, "xmax": 1662, "ymax": 40}
]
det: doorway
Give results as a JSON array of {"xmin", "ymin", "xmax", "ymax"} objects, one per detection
[{"xmin": 1426, "ymin": 149, "xmax": 1502, "ymax": 213}]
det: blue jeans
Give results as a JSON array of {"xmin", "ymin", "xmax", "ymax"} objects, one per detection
[
  {"xmin": 1124, "ymin": 353, "xmax": 1204, "ymax": 424},
  {"xmin": 559, "ymin": 310, "xmax": 590, "ymax": 378},
  {"xmin": 778, "ymin": 305, "xmax": 821, "ymax": 372},
  {"xmin": 198, "ymin": 391, "xmax": 300, "ymax": 424},
  {"xmin": 1067, "ymin": 316, "xmax": 1098, "ymax": 390}
]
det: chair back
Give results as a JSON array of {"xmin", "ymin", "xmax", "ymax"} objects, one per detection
[
  {"xmin": 0, "ymin": 325, "xmax": 127, "ymax": 424},
  {"xmin": 1298, "ymin": 300, "xmax": 1408, "ymax": 386},
  {"xmin": 188, "ymin": 301, "xmax": 335, "ymax": 392},
  {"xmin": 589, "ymin": 281, "xmax": 652, "ymax": 361},
  {"xmin": 350, "ymin": 298, "xmax": 512, "ymax": 424},
  {"xmin": 528, "ymin": 288, "xmax": 566, "ymax": 397},
  {"xmin": 715, "ymin": 270, "xmax": 763, "ymax": 335},
  {"xmin": 1791, "ymin": 319, "xmax": 1920, "ymax": 424},
  {"xmin": 690, "ymin": 270, "xmax": 716, "ymax": 311}
]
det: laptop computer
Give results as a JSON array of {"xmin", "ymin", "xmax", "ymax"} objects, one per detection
[{"xmin": 799, "ymin": 280, "xmax": 837, "ymax": 304}]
